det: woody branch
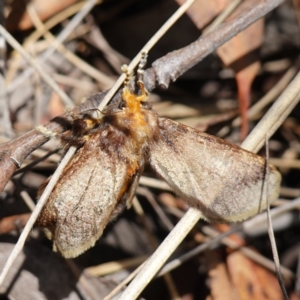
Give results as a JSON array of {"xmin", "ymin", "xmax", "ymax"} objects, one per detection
[{"xmin": 0, "ymin": 0, "xmax": 285, "ymax": 192}]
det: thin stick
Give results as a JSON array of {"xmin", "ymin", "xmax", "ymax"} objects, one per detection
[
  {"xmin": 6, "ymin": 1, "xmax": 102, "ymax": 84},
  {"xmin": 86, "ymin": 255, "xmax": 149, "ymax": 277},
  {"xmin": 242, "ymin": 70, "xmax": 300, "ymax": 152},
  {"xmin": 137, "ymin": 187, "xmax": 174, "ymax": 231},
  {"xmin": 202, "ymin": 226, "xmax": 294, "ymax": 280},
  {"xmin": 20, "ymin": 191, "xmax": 36, "ymax": 212},
  {"xmin": 0, "ymin": 25, "xmax": 73, "ymax": 107},
  {"xmin": 157, "ymin": 225, "xmax": 241, "ymax": 277},
  {"xmin": 203, "ymin": 0, "xmax": 242, "ymax": 34},
  {"xmin": 0, "ymin": 146, "xmax": 76, "ymax": 286},
  {"xmin": 160, "ymin": 196, "xmax": 300, "ymax": 279},
  {"xmin": 27, "ymin": 0, "xmax": 102, "ymax": 46},
  {"xmin": 132, "ymin": 197, "xmax": 180, "ymax": 300},
  {"xmin": 269, "ymin": 158, "xmax": 300, "ymax": 169},
  {"xmin": 97, "ymin": 0, "xmax": 196, "ymax": 111},
  {"xmin": 26, "ymin": 2, "xmax": 114, "ymax": 88},
  {"xmin": 7, "ymin": 0, "xmax": 98, "ymax": 94},
  {"xmin": 103, "ymin": 262, "xmax": 147, "ymax": 300},
  {"xmin": 232, "ymin": 60, "xmax": 299, "ymax": 127},
  {"xmin": 265, "ymin": 138, "xmax": 289, "ymax": 299},
  {"xmin": 66, "ymin": 260, "xmax": 104, "ymax": 300},
  {"xmin": 132, "ymin": 197, "xmax": 158, "ymax": 249},
  {"xmin": 118, "ymin": 73, "xmax": 300, "ymax": 300},
  {"xmin": 119, "ymin": 207, "xmax": 202, "ymax": 299},
  {"xmin": 42, "ymin": 0, "xmax": 98, "ymax": 56},
  {"xmin": 53, "ymin": 73, "xmax": 95, "ymax": 91},
  {"xmin": 167, "ymin": 225, "xmax": 294, "ymax": 281},
  {"xmin": 13, "ymin": 149, "xmax": 59, "ymax": 175},
  {"xmin": 139, "ymin": 176, "xmax": 172, "ymax": 191},
  {"xmin": 244, "ymin": 197, "xmax": 300, "ymax": 231},
  {"xmin": 296, "ymin": 253, "xmax": 300, "ymax": 294}
]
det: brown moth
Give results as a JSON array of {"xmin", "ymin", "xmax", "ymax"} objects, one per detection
[{"xmin": 37, "ymin": 54, "xmax": 281, "ymax": 259}]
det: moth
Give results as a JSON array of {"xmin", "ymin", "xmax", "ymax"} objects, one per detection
[{"xmin": 37, "ymin": 54, "xmax": 281, "ymax": 258}]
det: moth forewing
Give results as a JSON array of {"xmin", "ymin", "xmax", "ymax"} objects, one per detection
[
  {"xmin": 149, "ymin": 118, "xmax": 281, "ymax": 223},
  {"xmin": 37, "ymin": 124, "xmax": 145, "ymax": 258}
]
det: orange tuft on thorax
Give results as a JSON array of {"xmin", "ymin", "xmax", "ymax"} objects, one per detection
[
  {"xmin": 122, "ymin": 87, "xmax": 147, "ymax": 112},
  {"xmin": 121, "ymin": 87, "xmax": 150, "ymax": 136}
]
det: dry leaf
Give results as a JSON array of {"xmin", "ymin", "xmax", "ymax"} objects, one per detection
[
  {"xmin": 206, "ymin": 250, "xmax": 237, "ymax": 300},
  {"xmin": 6, "ymin": 0, "xmax": 80, "ymax": 32},
  {"xmin": 217, "ymin": 20, "xmax": 264, "ymax": 139},
  {"xmin": 176, "ymin": 0, "xmax": 231, "ymax": 29},
  {"xmin": 0, "ymin": 214, "xmax": 30, "ymax": 234},
  {"xmin": 176, "ymin": 0, "xmax": 264, "ymax": 139},
  {"xmin": 47, "ymin": 90, "xmax": 66, "ymax": 120},
  {"xmin": 227, "ymin": 251, "xmax": 284, "ymax": 300}
]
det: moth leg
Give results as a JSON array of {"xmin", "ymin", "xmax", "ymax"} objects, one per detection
[
  {"xmin": 61, "ymin": 112, "xmax": 103, "ymax": 147},
  {"xmin": 121, "ymin": 52, "xmax": 149, "ymax": 100},
  {"xmin": 35, "ymin": 125, "xmax": 57, "ymax": 139},
  {"xmin": 121, "ymin": 64, "xmax": 134, "ymax": 88},
  {"xmin": 124, "ymin": 170, "xmax": 142, "ymax": 209},
  {"xmin": 136, "ymin": 81, "xmax": 148, "ymax": 101},
  {"xmin": 137, "ymin": 51, "xmax": 148, "ymax": 82},
  {"xmin": 137, "ymin": 51, "xmax": 149, "ymax": 101}
]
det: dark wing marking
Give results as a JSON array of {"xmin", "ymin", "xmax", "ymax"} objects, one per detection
[
  {"xmin": 150, "ymin": 118, "xmax": 281, "ymax": 222},
  {"xmin": 38, "ymin": 131, "xmax": 139, "ymax": 258}
]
